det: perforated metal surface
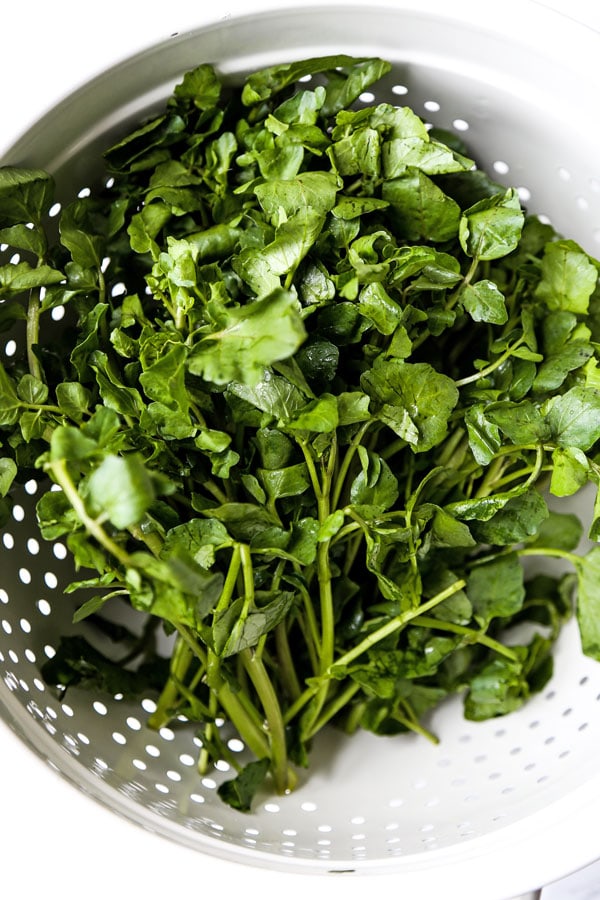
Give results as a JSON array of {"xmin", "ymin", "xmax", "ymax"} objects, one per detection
[{"xmin": 1, "ymin": 4, "xmax": 600, "ymax": 897}]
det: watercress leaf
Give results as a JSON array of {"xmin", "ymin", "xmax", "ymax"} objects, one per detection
[
  {"xmin": 258, "ymin": 462, "xmax": 311, "ymax": 502},
  {"xmin": 469, "ymin": 489, "xmax": 549, "ymax": 546},
  {"xmin": 533, "ymin": 342, "xmax": 594, "ymax": 393},
  {"xmin": 464, "ymin": 652, "xmax": 528, "ymax": 720},
  {"xmin": 228, "ymin": 374, "xmax": 305, "ymax": 422},
  {"xmin": 36, "ymin": 488, "xmax": 81, "ymax": 540},
  {"xmin": 461, "ymin": 280, "xmax": 508, "ymax": 325},
  {"xmin": 466, "ymin": 552, "xmax": 526, "ymax": 628},
  {"xmin": 188, "ymin": 289, "xmax": 306, "ymax": 386},
  {"xmin": 349, "ymin": 447, "xmax": 399, "ymax": 511},
  {"xmin": 86, "ymin": 453, "xmax": 156, "ymax": 529},
  {"xmin": 55, "ymin": 382, "xmax": 92, "ymax": 423},
  {"xmin": 575, "ymin": 548, "xmax": 600, "ymax": 660},
  {"xmin": 0, "ymin": 223, "xmax": 47, "ymax": 258},
  {"xmin": 464, "ymin": 403, "xmax": 502, "ymax": 466},
  {"xmin": 172, "ymin": 62, "xmax": 222, "ymax": 109},
  {"xmin": 337, "ymin": 391, "xmax": 371, "ymax": 426},
  {"xmin": 50, "ymin": 425, "xmax": 98, "ymax": 463},
  {"xmin": 59, "ymin": 198, "xmax": 106, "ymax": 269},
  {"xmin": 528, "ymin": 510, "xmax": 583, "ymax": 553},
  {"xmin": 428, "ymin": 506, "xmax": 476, "ymax": 548},
  {"xmin": 217, "ymin": 758, "xmax": 270, "ymax": 813},
  {"xmin": 0, "ymin": 166, "xmax": 54, "ymax": 226},
  {"xmin": 285, "ymin": 393, "xmax": 339, "ymax": 433},
  {"xmin": 361, "ymin": 357, "xmax": 459, "ymax": 452},
  {"xmin": 485, "ymin": 399, "xmax": 551, "ymax": 444},
  {"xmin": 254, "ymin": 171, "xmax": 339, "ymax": 221},
  {"xmin": 458, "ymin": 188, "xmax": 524, "ymax": 260},
  {"xmin": 205, "ymin": 502, "xmax": 280, "ymax": 542},
  {"xmin": 358, "ymin": 282, "xmax": 402, "ymax": 335},
  {"xmin": 220, "ymin": 590, "xmax": 296, "ymax": 657},
  {"xmin": 534, "ymin": 240, "xmax": 598, "ymax": 315},
  {"xmin": 0, "ymin": 458, "xmax": 17, "ymax": 497},
  {"xmin": 0, "ymin": 260, "xmax": 64, "ymax": 296},
  {"xmin": 550, "ymin": 447, "xmax": 590, "ymax": 497},
  {"xmin": 546, "ymin": 386, "xmax": 600, "ymax": 451},
  {"xmin": 89, "ymin": 350, "xmax": 145, "ymax": 418},
  {"xmin": 0, "ymin": 360, "xmax": 22, "ymax": 426},
  {"xmin": 382, "ymin": 169, "xmax": 461, "ymax": 242}
]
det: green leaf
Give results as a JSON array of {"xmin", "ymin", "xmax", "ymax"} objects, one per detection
[
  {"xmin": 470, "ymin": 490, "xmax": 548, "ymax": 546},
  {"xmin": 349, "ymin": 447, "xmax": 399, "ymax": 512},
  {"xmin": 0, "ymin": 458, "xmax": 17, "ymax": 497},
  {"xmin": 86, "ymin": 454, "xmax": 156, "ymax": 529},
  {"xmin": 575, "ymin": 548, "xmax": 600, "ymax": 660},
  {"xmin": 534, "ymin": 240, "xmax": 598, "ymax": 315},
  {"xmin": 285, "ymin": 394, "xmax": 338, "ymax": 433},
  {"xmin": 188, "ymin": 289, "xmax": 307, "ymax": 386},
  {"xmin": 466, "ymin": 552, "xmax": 526, "ymax": 627},
  {"xmin": 217, "ymin": 758, "xmax": 270, "ymax": 812},
  {"xmin": 459, "ymin": 188, "xmax": 524, "ymax": 260},
  {"xmin": 59, "ymin": 198, "xmax": 106, "ymax": 269},
  {"xmin": 0, "ymin": 166, "xmax": 54, "ymax": 226},
  {"xmin": 361, "ymin": 357, "xmax": 459, "ymax": 452},
  {"xmin": 549, "ymin": 447, "xmax": 590, "ymax": 497},
  {"xmin": 382, "ymin": 169, "xmax": 461, "ymax": 242},
  {"xmin": 461, "ymin": 280, "xmax": 508, "ymax": 325},
  {"xmin": 547, "ymin": 386, "xmax": 600, "ymax": 451}
]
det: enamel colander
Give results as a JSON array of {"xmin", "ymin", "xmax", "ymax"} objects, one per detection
[{"xmin": 1, "ymin": 4, "xmax": 600, "ymax": 899}]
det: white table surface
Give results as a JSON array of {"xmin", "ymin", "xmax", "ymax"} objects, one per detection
[{"xmin": 2, "ymin": 2, "xmax": 600, "ymax": 898}]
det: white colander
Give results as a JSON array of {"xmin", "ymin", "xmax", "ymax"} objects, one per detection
[{"xmin": 2, "ymin": 3, "xmax": 600, "ymax": 899}]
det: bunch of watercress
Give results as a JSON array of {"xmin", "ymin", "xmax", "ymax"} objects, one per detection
[{"xmin": 1, "ymin": 54, "xmax": 600, "ymax": 811}]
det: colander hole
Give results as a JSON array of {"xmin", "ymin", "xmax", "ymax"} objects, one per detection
[
  {"xmin": 155, "ymin": 783, "xmax": 169, "ymax": 795},
  {"xmin": 52, "ymin": 542, "xmax": 67, "ymax": 560},
  {"xmin": 93, "ymin": 700, "xmax": 108, "ymax": 716},
  {"xmin": 12, "ymin": 503, "xmax": 24, "ymax": 521},
  {"xmin": 4, "ymin": 340, "xmax": 17, "ymax": 357},
  {"xmin": 43, "ymin": 644, "xmax": 55, "ymax": 658},
  {"xmin": 9, "ymin": 253, "xmax": 20, "ymax": 265},
  {"xmin": 1, "ymin": 620, "xmax": 12, "ymax": 634},
  {"xmin": 25, "ymin": 649, "xmax": 36, "ymax": 663},
  {"xmin": 167, "ymin": 770, "xmax": 182, "ymax": 782},
  {"xmin": 48, "ymin": 202, "xmax": 61, "ymax": 217},
  {"xmin": 112, "ymin": 731, "xmax": 127, "ymax": 745},
  {"xmin": 145, "ymin": 743, "xmax": 160, "ymax": 757},
  {"xmin": 27, "ymin": 538, "xmax": 39, "ymax": 555},
  {"xmin": 37, "ymin": 599, "xmax": 51, "ymax": 616},
  {"xmin": 392, "ymin": 84, "xmax": 408, "ymax": 96},
  {"xmin": 44, "ymin": 572, "xmax": 57, "ymax": 590},
  {"xmin": 452, "ymin": 118, "xmax": 469, "ymax": 131},
  {"xmin": 141, "ymin": 697, "xmax": 157, "ymax": 713},
  {"xmin": 179, "ymin": 753, "xmax": 194, "ymax": 766},
  {"xmin": 51, "ymin": 306, "xmax": 65, "ymax": 322},
  {"xmin": 33, "ymin": 677, "xmax": 45, "ymax": 692},
  {"xmin": 111, "ymin": 282, "xmax": 127, "ymax": 298},
  {"xmin": 190, "ymin": 793, "xmax": 204, "ymax": 803},
  {"xmin": 301, "ymin": 801, "xmax": 318, "ymax": 812},
  {"xmin": 61, "ymin": 703, "xmax": 73, "ymax": 717},
  {"xmin": 201, "ymin": 777, "xmax": 217, "ymax": 789},
  {"xmin": 9, "ymin": 649, "xmax": 18, "ymax": 664},
  {"xmin": 78, "ymin": 187, "xmax": 91, "ymax": 198},
  {"xmin": 227, "ymin": 737, "xmax": 244, "ymax": 753},
  {"xmin": 77, "ymin": 732, "xmax": 90, "ymax": 744},
  {"xmin": 558, "ymin": 166, "xmax": 571, "ymax": 181},
  {"xmin": 517, "ymin": 186, "xmax": 531, "ymax": 202},
  {"xmin": 424, "ymin": 100, "xmax": 440, "ymax": 112},
  {"xmin": 18, "ymin": 568, "xmax": 31, "ymax": 584},
  {"xmin": 264, "ymin": 802, "xmax": 280, "ymax": 813},
  {"xmin": 1, "ymin": 533, "xmax": 12, "ymax": 549},
  {"xmin": 493, "ymin": 160, "xmax": 510, "ymax": 175},
  {"xmin": 159, "ymin": 726, "xmax": 175, "ymax": 741},
  {"xmin": 214, "ymin": 759, "xmax": 230, "ymax": 772},
  {"xmin": 24, "ymin": 479, "xmax": 38, "ymax": 495},
  {"xmin": 133, "ymin": 759, "xmax": 147, "ymax": 770},
  {"xmin": 359, "ymin": 91, "xmax": 375, "ymax": 104},
  {"xmin": 0, "ymin": 589, "xmax": 8, "ymax": 603}
]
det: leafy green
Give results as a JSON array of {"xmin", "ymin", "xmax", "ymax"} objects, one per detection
[{"xmin": 1, "ymin": 54, "xmax": 599, "ymax": 812}]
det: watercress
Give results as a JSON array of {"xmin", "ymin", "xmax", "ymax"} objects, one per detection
[{"xmin": 1, "ymin": 55, "xmax": 600, "ymax": 811}]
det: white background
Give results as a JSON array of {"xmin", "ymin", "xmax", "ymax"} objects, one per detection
[{"xmin": 1, "ymin": 2, "xmax": 600, "ymax": 899}]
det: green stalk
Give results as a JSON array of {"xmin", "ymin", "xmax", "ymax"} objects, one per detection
[
  {"xmin": 148, "ymin": 635, "xmax": 194, "ymax": 729},
  {"xmin": 240, "ymin": 648, "xmax": 290, "ymax": 794},
  {"xmin": 411, "ymin": 615, "xmax": 519, "ymax": 661}
]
